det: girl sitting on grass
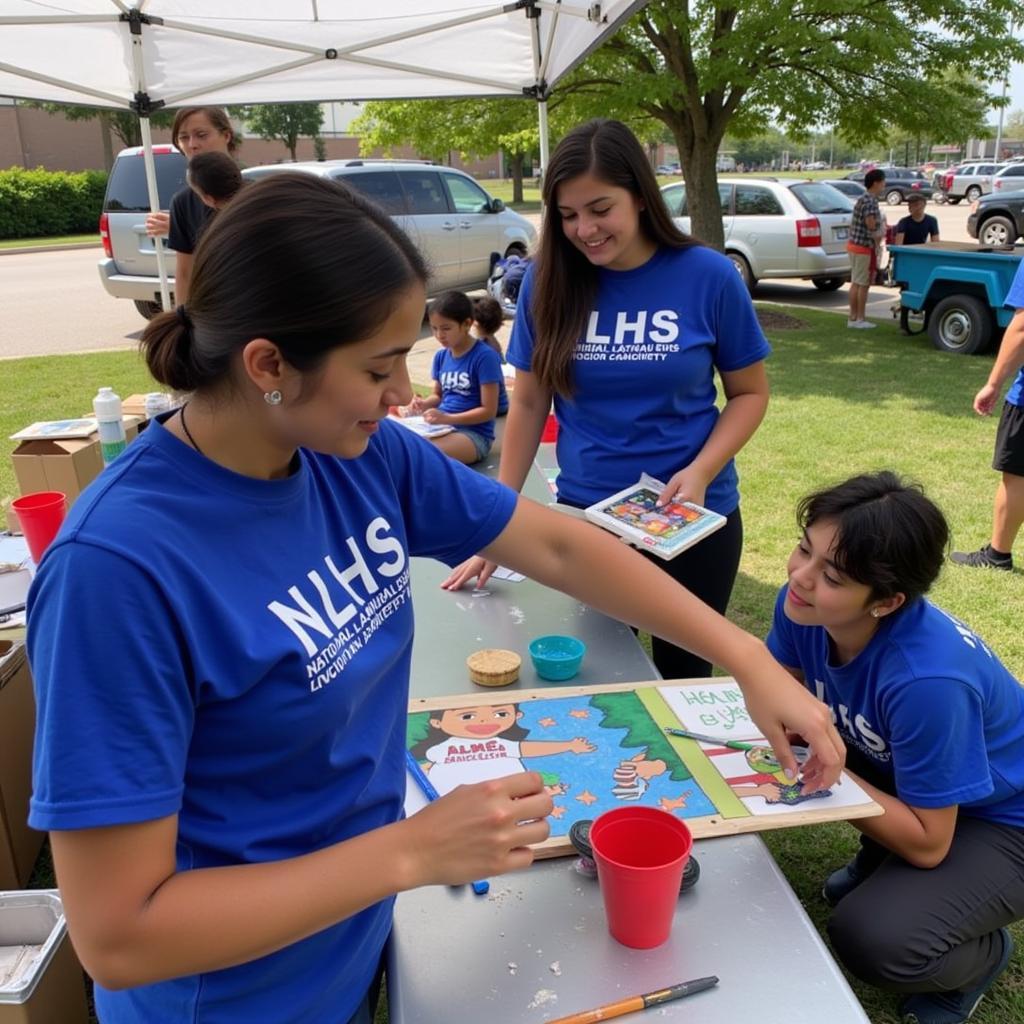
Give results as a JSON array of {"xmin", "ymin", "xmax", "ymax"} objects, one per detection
[
  {"xmin": 404, "ymin": 290, "xmax": 504, "ymax": 464},
  {"xmin": 767, "ymin": 471, "xmax": 1023, "ymax": 1024}
]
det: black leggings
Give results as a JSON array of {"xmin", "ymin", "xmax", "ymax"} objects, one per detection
[
  {"xmin": 558, "ymin": 500, "xmax": 744, "ymax": 680},
  {"xmin": 827, "ymin": 746, "xmax": 1024, "ymax": 993}
]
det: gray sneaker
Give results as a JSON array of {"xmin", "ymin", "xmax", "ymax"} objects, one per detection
[{"xmin": 950, "ymin": 545, "xmax": 1013, "ymax": 571}]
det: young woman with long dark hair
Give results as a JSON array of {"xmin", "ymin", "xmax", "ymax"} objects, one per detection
[{"xmin": 445, "ymin": 119, "xmax": 771, "ymax": 681}]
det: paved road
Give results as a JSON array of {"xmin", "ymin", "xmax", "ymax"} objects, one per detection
[{"xmin": 0, "ymin": 198, "xmax": 975, "ymax": 361}]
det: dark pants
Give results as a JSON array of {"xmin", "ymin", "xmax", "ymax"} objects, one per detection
[
  {"xmin": 827, "ymin": 746, "xmax": 1024, "ymax": 993},
  {"xmin": 639, "ymin": 507, "xmax": 743, "ymax": 679}
]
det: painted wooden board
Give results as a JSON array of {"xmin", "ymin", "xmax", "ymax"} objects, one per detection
[{"xmin": 407, "ymin": 678, "xmax": 882, "ymax": 859}]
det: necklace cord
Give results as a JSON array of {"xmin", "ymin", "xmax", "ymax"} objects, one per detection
[{"xmin": 179, "ymin": 401, "xmax": 203, "ymax": 457}]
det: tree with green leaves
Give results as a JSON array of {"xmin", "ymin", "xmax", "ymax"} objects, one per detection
[
  {"xmin": 352, "ymin": 91, "xmax": 661, "ymax": 203},
  {"xmin": 232, "ymin": 103, "xmax": 324, "ymax": 162},
  {"xmin": 580, "ymin": 0, "xmax": 1023, "ymax": 248},
  {"xmin": 353, "ymin": 97, "xmax": 544, "ymax": 203}
]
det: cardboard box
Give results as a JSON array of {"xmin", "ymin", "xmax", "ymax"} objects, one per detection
[
  {"xmin": 0, "ymin": 642, "xmax": 42, "ymax": 892},
  {"xmin": 0, "ymin": 891, "xmax": 89, "ymax": 1023},
  {"xmin": 10, "ymin": 418, "xmax": 140, "ymax": 506}
]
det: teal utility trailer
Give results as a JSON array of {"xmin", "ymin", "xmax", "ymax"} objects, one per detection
[{"xmin": 889, "ymin": 241, "xmax": 1023, "ymax": 354}]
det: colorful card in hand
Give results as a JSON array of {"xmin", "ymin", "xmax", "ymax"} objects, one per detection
[{"xmin": 584, "ymin": 481, "xmax": 726, "ymax": 560}]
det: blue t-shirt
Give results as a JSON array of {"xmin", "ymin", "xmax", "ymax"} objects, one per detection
[
  {"xmin": 507, "ymin": 245, "xmax": 771, "ymax": 510},
  {"xmin": 27, "ymin": 417, "xmax": 517, "ymax": 1024},
  {"xmin": 430, "ymin": 340, "xmax": 504, "ymax": 441},
  {"xmin": 1003, "ymin": 260, "xmax": 1024, "ymax": 406},
  {"xmin": 766, "ymin": 586, "xmax": 1024, "ymax": 828}
]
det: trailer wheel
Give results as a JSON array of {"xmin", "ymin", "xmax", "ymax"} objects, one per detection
[{"xmin": 927, "ymin": 295, "xmax": 994, "ymax": 355}]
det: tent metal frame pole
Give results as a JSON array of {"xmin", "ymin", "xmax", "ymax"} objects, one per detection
[
  {"xmin": 532, "ymin": 0, "xmax": 606, "ymax": 19},
  {"xmin": 127, "ymin": 18, "xmax": 171, "ymax": 310},
  {"xmin": 0, "ymin": 62, "xmax": 126, "ymax": 106}
]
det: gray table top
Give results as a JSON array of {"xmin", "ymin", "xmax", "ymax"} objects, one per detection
[
  {"xmin": 388, "ymin": 829, "xmax": 868, "ymax": 1024},
  {"xmin": 392, "ymin": 451, "xmax": 868, "ymax": 1024},
  {"xmin": 408, "ymin": 446, "xmax": 657, "ymax": 697}
]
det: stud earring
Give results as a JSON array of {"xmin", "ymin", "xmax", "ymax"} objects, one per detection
[
  {"xmin": 870, "ymin": 608, "xmax": 880, "ymax": 618},
  {"xmin": 264, "ymin": 389, "xmax": 283, "ymax": 406}
]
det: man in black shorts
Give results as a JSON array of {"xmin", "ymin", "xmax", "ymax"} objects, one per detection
[{"xmin": 951, "ymin": 262, "xmax": 1024, "ymax": 570}]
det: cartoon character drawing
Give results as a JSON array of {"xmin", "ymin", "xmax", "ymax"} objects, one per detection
[
  {"xmin": 410, "ymin": 704, "xmax": 595, "ymax": 795},
  {"xmin": 724, "ymin": 744, "xmax": 831, "ymax": 806},
  {"xmin": 610, "ymin": 752, "xmax": 668, "ymax": 801}
]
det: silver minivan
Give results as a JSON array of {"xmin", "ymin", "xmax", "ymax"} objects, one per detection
[{"xmin": 98, "ymin": 149, "xmax": 536, "ymax": 319}]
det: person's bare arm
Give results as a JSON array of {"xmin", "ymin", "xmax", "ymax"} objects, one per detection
[
  {"xmin": 425, "ymin": 383, "xmax": 499, "ymax": 426},
  {"xmin": 174, "ymin": 252, "xmax": 194, "ymax": 305},
  {"xmin": 657, "ymin": 361, "xmax": 769, "ymax": 506},
  {"xmin": 973, "ymin": 306, "xmax": 1024, "ymax": 414},
  {"xmin": 481, "ymin": 498, "xmax": 845, "ymax": 789},
  {"xmin": 894, "ymin": 231, "xmax": 906, "ymax": 246},
  {"xmin": 441, "ymin": 369, "xmax": 552, "ymax": 590},
  {"xmin": 52, "ymin": 772, "xmax": 552, "ymax": 990},
  {"xmin": 843, "ymin": 775, "xmax": 958, "ymax": 868}
]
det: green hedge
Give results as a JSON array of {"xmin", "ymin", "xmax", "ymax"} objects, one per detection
[{"xmin": 0, "ymin": 167, "xmax": 108, "ymax": 239}]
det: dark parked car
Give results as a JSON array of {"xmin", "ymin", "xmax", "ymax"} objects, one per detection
[
  {"xmin": 966, "ymin": 190, "xmax": 1024, "ymax": 248},
  {"xmin": 844, "ymin": 167, "xmax": 933, "ymax": 206},
  {"xmin": 823, "ymin": 179, "xmax": 867, "ymax": 199}
]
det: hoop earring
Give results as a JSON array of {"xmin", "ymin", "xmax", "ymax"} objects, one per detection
[{"xmin": 264, "ymin": 389, "xmax": 283, "ymax": 406}]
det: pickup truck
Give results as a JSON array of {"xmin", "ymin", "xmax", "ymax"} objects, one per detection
[{"xmin": 889, "ymin": 241, "xmax": 1022, "ymax": 354}]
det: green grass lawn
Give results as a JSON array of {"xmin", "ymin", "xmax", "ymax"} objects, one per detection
[
  {"xmin": 9, "ymin": 305, "xmax": 1023, "ymax": 1023},
  {"xmin": 0, "ymin": 233, "xmax": 100, "ymax": 250}
]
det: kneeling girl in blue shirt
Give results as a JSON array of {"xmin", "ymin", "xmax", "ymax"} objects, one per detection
[
  {"xmin": 767, "ymin": 471, "xmax": 1024, "ymax": 1024},
  {"xmin": 404, "ymin": 290, "xmax": 504, "ymax": 464},
  {"xmin": 28, "ymin": 173, "xmax": 845, "ymax": 1024}
]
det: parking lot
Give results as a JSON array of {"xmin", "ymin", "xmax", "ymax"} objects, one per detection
[{"xmin": 0, "ymin": 192, "xmax": 981, "ymax": 361}]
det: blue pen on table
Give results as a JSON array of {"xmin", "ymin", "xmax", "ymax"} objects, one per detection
[{"xmin": 404, "ymin": 749, "xmax": 489, "ymax": 895}]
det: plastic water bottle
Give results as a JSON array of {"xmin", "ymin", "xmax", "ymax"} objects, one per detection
[{"xmin": 93, "ymin": 387, "xmax": 127, "ymax": 465}]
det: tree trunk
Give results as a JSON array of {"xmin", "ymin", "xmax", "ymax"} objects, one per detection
[
  {"xmin": 98, "ymin": 112, "xmax": 115, "ymax": 171},
  {"xmin": 509, "ymin": 152, "xmax": 525, "ymax": 204},
  {"xmin": 287, "ymin": 137, "xmax": 298, "ymax": 161},
  {"xmin": 674, "ymin": 132, "xmax": 725, "ymax": 251}
]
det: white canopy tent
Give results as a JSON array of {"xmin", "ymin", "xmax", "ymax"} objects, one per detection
[{"xmin": 0, "ymin": 0, "xmax": 644, "ymax": 306}]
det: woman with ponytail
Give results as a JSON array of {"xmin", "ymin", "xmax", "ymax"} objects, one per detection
[{"xmin": 27, "ymin": 173, "xmax": 842, "ymax": 1023}]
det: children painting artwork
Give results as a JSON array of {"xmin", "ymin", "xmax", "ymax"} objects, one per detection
[
  {"xmin": 768, "ymin": 471, "xmax": 1024, "ymax": 1022},
  {"xmin": 403, "ymin": 290, "xmax": 504, "ymax": 464},
  {"xmin": 27, "ymin": 172, "xmax": 842, "ymax": 1024}
]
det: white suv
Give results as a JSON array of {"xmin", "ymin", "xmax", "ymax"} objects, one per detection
[
  {"xmin": 661, "ymin": 178, "xmax": 853, "ymax": 292},
  {"xmin": 99, "ymin": 149, "xmax": 536, "ymax": 319}
]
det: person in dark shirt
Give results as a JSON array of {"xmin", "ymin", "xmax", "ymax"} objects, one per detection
[
  {"xmin": 894, "ymin": 193, "xmax": 940, "ymax": 245},
  {"xmin": 145, "ymin": 106, "xmax": 238, "ymax": 303}
]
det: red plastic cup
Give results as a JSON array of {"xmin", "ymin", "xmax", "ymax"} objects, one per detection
[
  {"xmin": 540, "ymin": 412, "xmax": 559, "ymax": 443},
  {"xmin": 589, "ymin": 806, "xmax": 692, "ymax": 949},
  {"xmin": 12, "ymin": 491, "xmax": 67, "ymax": 564}
]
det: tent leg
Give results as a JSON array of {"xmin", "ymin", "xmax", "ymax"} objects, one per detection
[
  {"xmin": 537, "ymin": 99, "xmax": 549, "ymax": 182},
  {"xmin": 139, "ymin": 116, "xmax": 172, "ymax": 311}
]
